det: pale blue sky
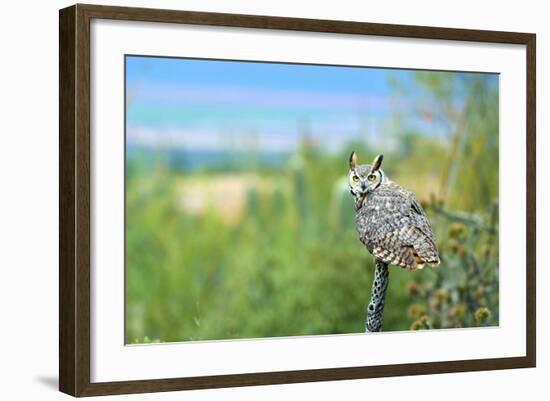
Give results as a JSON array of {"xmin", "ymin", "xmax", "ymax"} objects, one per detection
[{"xmin": 125, "ymin": 55, "xmax": 497, "ymax": 153}]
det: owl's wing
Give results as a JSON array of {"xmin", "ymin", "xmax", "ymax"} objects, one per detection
[
  {"xmin": 360, "ymin": 184, "xmax": 439, "ymax": 269},
  {"xmin": 408, "ymin": 194, "xmax": 437, "ymax": 248}
]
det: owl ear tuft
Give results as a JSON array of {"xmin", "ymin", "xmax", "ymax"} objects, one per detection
[
  {"xmin": 371, "ymin": 154, "xmax": 384, "ymax": 172},
  {"xmin": 349, "ymin": 151, "xmax": 357, "ymax": 169}
]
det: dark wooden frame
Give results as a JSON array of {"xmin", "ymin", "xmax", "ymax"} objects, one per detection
[{"xmin": 59, "ymin": 3, "xmax": 536, "ymax": 397}]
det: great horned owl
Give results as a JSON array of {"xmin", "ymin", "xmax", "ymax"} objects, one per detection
[
  {"xmin": 348, "ymin": 152, "xmax": 439, "ymax": 270},
  {"xmin": 349, "ymin": 152, "xmax": 439, "ymax": 332}
]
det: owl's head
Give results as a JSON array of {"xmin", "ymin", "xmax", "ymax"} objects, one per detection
[{"xmin": 348, "ymin": 152, "xmax": 385, "ymax": 209}]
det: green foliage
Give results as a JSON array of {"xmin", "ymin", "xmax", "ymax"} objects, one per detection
[
  {"xmin": 125, "ymin": 73, "xmax": 499, "ymax": 343},
  {"xmin": 404, "ymin": 200, "xmax": 499, "ymax": 330}
]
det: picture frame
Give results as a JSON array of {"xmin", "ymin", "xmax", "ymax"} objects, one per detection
[{"xmin": 59, "ymin": 3, "xmax": 536, "ymax": 397}]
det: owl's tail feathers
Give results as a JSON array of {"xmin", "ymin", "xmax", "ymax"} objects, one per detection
[
  {"xmin": 380, "ymin": 246, "xmax": 439, "ymax": 270},
  {"xmin": 412, "ymin": 247, "xmax": 440, "ymax": 270},
  {"xmin": 415, "ymin": 259, "xmax": 440, "ymax": 270}
]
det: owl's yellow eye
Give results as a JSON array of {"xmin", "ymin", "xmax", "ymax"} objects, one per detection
[
  {"xmin": 352, "ymin": 175, "xmax": 359, "ymax": 183},
  {"xmin": 367, "ymin": 174, "xmax": 376, "ymax": 182}
]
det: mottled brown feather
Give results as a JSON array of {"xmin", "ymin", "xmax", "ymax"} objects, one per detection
[{"xmin": 355, "ymin": 180, "xmax": 439, "ymax": 271}]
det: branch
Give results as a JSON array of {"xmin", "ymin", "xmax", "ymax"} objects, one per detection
[{"xmin": 428, "ymin": 205, "xmax": 497, "ymax": 233}]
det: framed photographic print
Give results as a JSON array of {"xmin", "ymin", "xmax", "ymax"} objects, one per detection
[{"xmin": 59, "ymin": 4, "xmax": 536, "ymax": 397}]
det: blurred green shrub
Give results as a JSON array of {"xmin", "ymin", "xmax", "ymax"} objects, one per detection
[
  {"xmin": 125, "ymin": 147, "xmax": 499, "ymax": 342},
  {"xmin": 404, "ymin": 199, "xmax": 499, "ymax": 330}
]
